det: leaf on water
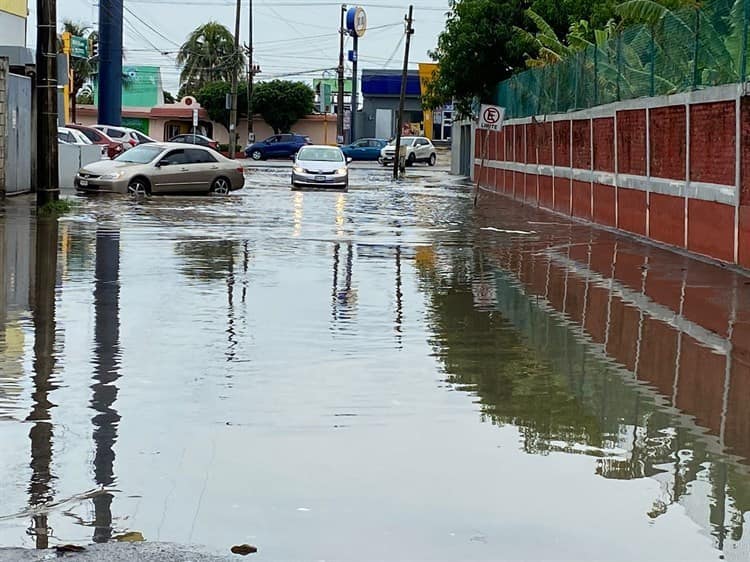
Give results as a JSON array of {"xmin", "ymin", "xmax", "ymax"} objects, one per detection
[
  {"xmin": 55, "ymin": 544, "xmax": 86, "ymax": 553},
  {"xmin": 113, "ymin": 531, "xmax": 145, "ymax": 542},
  {"xmin": 231, "ymin": 544, "xmax": 258, "ymax": 555}
]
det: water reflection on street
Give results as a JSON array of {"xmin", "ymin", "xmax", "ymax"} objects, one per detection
[{"xmin": 0, "ymin": 166, "xmax": 749, "ymax": 560}]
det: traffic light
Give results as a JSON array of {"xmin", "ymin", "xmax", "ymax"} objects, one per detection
[{"xmin": 89, "ymin": 35, "xmax": 99, "ymax": 59}]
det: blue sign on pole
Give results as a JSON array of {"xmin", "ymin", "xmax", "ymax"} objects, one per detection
[
  {"xmin": 346, "ymin": 6, "xmax": 367, "ymax": 37},
  {"xmin": 348, "ymin": 50, "xmax": 357, "ymax": 63}
]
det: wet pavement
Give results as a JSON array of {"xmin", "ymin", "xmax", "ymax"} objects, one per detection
[{"xmin": 1, "ymin": 160, "xmax": 750, "ymax": 561}]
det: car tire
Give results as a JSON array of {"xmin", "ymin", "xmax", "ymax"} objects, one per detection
[
  {"xmin": 406, "ymin": 153, "xmax": 416, "ymax": 167},
  {"xmin": 378, "ymin": 157, "xmax": 385, "ymax": 166},
  {"xmin": 428, "ymin": 153, "xmax": 436, "ymax": 167},
  {"xmin": 211, "ymin": 177, "xmax": 231, "ymax": 195},
  {"xmin": 250, "ymin": 150, "xmax": 263, "ymax": 161},
  {"xmin": 127, "ymin": 177, "xmax": 150, "ymax": 197}
]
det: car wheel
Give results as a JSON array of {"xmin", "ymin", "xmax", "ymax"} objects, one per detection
[
  {"xmin": 378, "ymin": 157, "xmax": 385, "ymax": 166},
  {"xmin": 428, "ymin": 153, "xmax": 436, "ymax": 167},
  {"xmin": 127, "ymin": 177, "xmax": 150, "ymax": 197},
  {"xmin": 250, "ymin": 149, "xmax": 263, "ymax": 161},
  {"xmin": 211, "ymin": 177, "xmax": 231, "ymax": 195},
  {"xmin": 406, "ymin": 152, "xmax": 416, "ymax": 167}
]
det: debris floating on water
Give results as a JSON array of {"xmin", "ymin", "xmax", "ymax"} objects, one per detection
[{"xmin": 231, "ymin": 544, "xmax": 258, "ymax": 555}]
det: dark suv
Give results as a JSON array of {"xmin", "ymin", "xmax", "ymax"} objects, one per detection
[{"xmin": 245, "ymin": 134, "xmax": 311, "ymax": 160}]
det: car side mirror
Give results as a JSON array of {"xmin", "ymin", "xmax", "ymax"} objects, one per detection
[{"xmin": 346, "ymin": 157, "xmax": 353, "ymax": 164}]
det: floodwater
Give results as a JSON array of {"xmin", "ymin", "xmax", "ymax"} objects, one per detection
[{"xmin": 1, "ymin": 162, "xmax": 749, "ymax": 561}]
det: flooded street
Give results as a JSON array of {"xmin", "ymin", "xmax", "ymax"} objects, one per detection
[{"xmin": 1, "ymin": 161, "xmax": 750, "ymax": 561}]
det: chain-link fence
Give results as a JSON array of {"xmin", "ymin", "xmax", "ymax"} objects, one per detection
[{"xmin": 496, "ymin": 0, "xmax": 750, "ymax": 118}]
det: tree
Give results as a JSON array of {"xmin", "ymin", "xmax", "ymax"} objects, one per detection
[
  {"xmin": 59, "ymin": 21, "xmax": 97, "ymax": 122},
  {"xmin": 251, "ymin": 80, "xmax": 314, "ymax": 133},
  {"xmin": 163, "ymin": 91, "xmax": 176, "ymax": 104},
  {"xmin": 177, "ymin": 22, "xmax": 245, "ymax": 94},
  {"xmin": 195, "ymin": 81, "xmax": 248, "ymax": 128},
  {"xmin": 424, "ymin": 0, "xmax": 533, "ymax": 116}
]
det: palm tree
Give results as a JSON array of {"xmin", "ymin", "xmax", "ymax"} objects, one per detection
[
  {"xmin": 60, "ymin": 21, "xmax": 96, "ymax": 122},
  {"xmin": 177, "ymin": 22, "xmax": 245, "ymax": 95}
]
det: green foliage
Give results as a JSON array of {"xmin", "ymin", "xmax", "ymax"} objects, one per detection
[
  {"xmin": 251, "ymin": 80, "xmax": 314, "ymax": 133},
  {"xmin": 195, "ymin": 81, "xmax": 249, "ymax": 128},
  {"xmin": 425, "ymin": 0, "xmax": 534, "ymax": 116},
  {"xmin": 177, "ymin": 22, "xmax": 246, "ymax": 93},
  {"xmin": 38, "ymin": 199, "xmax": 76, "ymax": 217},
  {"xmin": 163, "ymin": 91, "xmax": 176, "ymax": 104}
]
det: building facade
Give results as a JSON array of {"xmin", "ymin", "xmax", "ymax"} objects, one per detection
[{"xmin": 0, "ymin": 0, "xmax": 27, "ymax": 48}]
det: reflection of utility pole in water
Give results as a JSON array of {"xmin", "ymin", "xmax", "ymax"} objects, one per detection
[
  {"xmin": 27, "ymin": 218, "xmax": 60, "ymax": 549},
  {"xmin": 91, "ymin": 228, "xmax": 121, "ymax": 543},
  {"xmin": 395, "ymin": 246, "xmax": 403, "ymax": 347},
  {"xmin": 226, "ymin": 248, "xmax": 237, "ymax": 363},
  {"xmin": 331, "ymin": 243, "xmax": 356, "ymax": 323}
]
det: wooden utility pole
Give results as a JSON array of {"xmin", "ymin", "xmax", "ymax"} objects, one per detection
[
  {"xmin": 36, "ymin": 0, "xmax": 60, "ymax": 205},
  {"xmin": 228, "ymin": 0, "xmax": 242, "ymax": 159},
  {"xmin": 336, "ymin": 4, "xmax": 347, "ymax": 143},
  {"xmin": 246, "ymin": 0, "xmax": 254, "ymax": 142},
  {"xmin": 393, "ymin": 5, "xmax": 414, "ymax": 180}
]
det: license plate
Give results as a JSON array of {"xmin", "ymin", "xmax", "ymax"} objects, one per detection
[
  {"xmin": 315, "ymin": 175, "xmax": 326, "ymax": 182},
  {"xmin": 79, "ymin": 179, "xmax": 88, "ymax": 186}
]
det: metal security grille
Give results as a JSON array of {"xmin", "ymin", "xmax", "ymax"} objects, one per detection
[{"xmin": 496, "ymin": 0, "xmax": 750, "ymax": 118}]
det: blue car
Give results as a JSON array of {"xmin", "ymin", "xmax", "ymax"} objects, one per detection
[
  {"xmin": 340, "ymin": 138, "xmax": 387, "ymax": 161},
  {"xmin": 245, "ymin": 133, "xmax": 311, "ymax": 160}
]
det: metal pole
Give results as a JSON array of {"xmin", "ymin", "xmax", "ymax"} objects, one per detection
[
  {"xmin": 247, "ymin": 0, "xmax": 254, "ymax": 141},
  {"xmin": 97, "ymin": 0, "xmax": 122, "ymax": 126},
  {"xmin": 351, "ymin": 33, "xmax": 358, "ymax": 142},
  {"xmin": 36, "ymin": 0, "xmax": 60, "ymax": 205},
  {"xmin": 228, "ymin": 0, "xmax": 241, "ymax": 159},
  {"xmin": 392, "ymin": 5, "xmax": 414, "ymax": 180},
  {"xmin": 337, "ymin": 4, "xmax": 347, "ymax": 143}
]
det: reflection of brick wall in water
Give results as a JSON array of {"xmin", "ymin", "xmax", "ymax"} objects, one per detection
[
  {"xmin": 0, "ymin": 58, "xmax": 7, "ymax": 198},
  {"xmin": 475, "ymin": 86, "xmax": 750, "ymax": 270}
]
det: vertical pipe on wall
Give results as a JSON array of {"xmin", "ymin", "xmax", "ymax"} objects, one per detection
[
  {"xmin": 646, "ymin": 107, "xmax": 651, "ymax": 238},
  {"xmin": 685, "ymin": 102, "xmax": 691, "ymax": 248},
  {"xmin": 734, "ymin": 90, "xmax": 741, "ymax": 264}
]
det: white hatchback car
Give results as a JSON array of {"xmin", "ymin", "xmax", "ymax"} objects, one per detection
[
  {"xmin": 379, "ymin": 136, "xmax": 436, "ymax": 167},
  {"xmin": 93, "ymin": 125, "xmax": 155, "ymax": 150}
]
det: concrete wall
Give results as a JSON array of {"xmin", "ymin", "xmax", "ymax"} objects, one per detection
[
  {"xmin": 360, "ymin": 96, "xmax": 423, "ymax": 139},
  {"xmin": 475, "ymin": 83, "xmax": 750, "ymax": 270},
  {"xmin": 0, "ymin": 57, "xmax": 7, "ymax": 198}
]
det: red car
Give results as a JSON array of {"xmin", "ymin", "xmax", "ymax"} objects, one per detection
[{"xmin": 66, "ymin": 124, "xmax": 124, "ymax": 159}]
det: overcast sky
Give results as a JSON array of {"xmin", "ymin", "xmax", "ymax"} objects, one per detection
[{"xmin": 26, "ymin": 0, "xmax": 450, "ymax": 94}]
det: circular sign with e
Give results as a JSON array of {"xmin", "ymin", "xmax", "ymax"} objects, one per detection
[{"xmin": 346, "ymin": 6, "xmax": 367, "ymax": 38}]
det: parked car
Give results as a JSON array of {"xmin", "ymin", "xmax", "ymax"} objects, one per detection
[
  {"xmin": 245, "ymin": 133, "xmax": 311, "ymax": 161},
  {"xmin": 379, "ymin": 136, "xmax": 437, "ymax": 167},
  {"xmin": 292, "ymin": 145, "xmax": 350, "ymax": 191},
  {"xmin": 93, "ymin": 125, "xmax": 155, "ymax": 150},
  {"xmin": 66, "ymin": 123, "xmax": 124, "ymax": 159},
  {"xmin": 169, "ymin": 133, "xmax": 220, "ymax": 151},
  {"xmin": 75, "ymin": 143, "xmax": 245, "ymax": 196},
  {"xmin": 340, "ymin": 138, "xmax": 387, "ymax": 161},
  {"xmin": 58, "ymin": 126, "xmax": 108, "ymax": 159}
]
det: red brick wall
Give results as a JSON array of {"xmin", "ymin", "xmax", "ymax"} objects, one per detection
[
  {"xmin": 687, "ymin": 199, "xmax": 735, "ymax": 263},
  {"xmin": 650, "ymin": 106, "xmax": 686, "ymax": 180},
  {"xmin": 617, "ymin": 189, "xmax": 647, "ymax": 236},
  {"xmin": 539, "ymin": 175, "xmax": 553, "ymax": 209},
  {"xmin": 572, "ymin": 120, "xmax": 591, "ymax": 169},
  {"xmin": 650, "ymin": 193, "xmax": 685, "ymax": 248},
  {"xmin": 593, "ymin": 183, "xmax": 616, "ymax": 227},
  {"xmin": 538, "ymin": 122, "xmax": 553, "ymax": 165},
  {"xmin": 516, "ymin": 125, "xmax": 525, "ymax": 164},
  {"xmin": 572, "ymin": 180, "xmax": 592, "ymax": 220},
  {"xmin": 554, "ymin": 121, "xmax": 571, "ymax": 167},
  {"xmin": 617, "ymin": 109, "xmax": 647, "ymax": 176},
  {"xmin": 593, "ymin": 118, "xmax": 615, "ymax": 172},
  {"xmin": 690, "ymin": 102, "xmax": 735, "ymax": 185},
  {"xmin": 553, "ymin": 176, "xmax": 571, "ymax": 214}
]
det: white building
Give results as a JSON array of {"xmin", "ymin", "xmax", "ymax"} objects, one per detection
[{"xmin": 0, "ymin": 0, "xmax": 27, "ymax": 47}]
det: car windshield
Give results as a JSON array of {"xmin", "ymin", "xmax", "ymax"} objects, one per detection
[
  {"xmin": 115, "ymin": 145, "xmax": 163, "ymax": 163},
  {"xmin": 389, "ymin": 138, "xmax": 415, "ymax": 147},
  {"xmin": 297, "ymin": 147, "xmax": 344, "ymax": 162}
]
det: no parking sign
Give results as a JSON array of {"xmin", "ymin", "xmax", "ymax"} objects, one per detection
[{"xmin": 478, "ymin": 104, "xmax": 505, "ymax": 131}]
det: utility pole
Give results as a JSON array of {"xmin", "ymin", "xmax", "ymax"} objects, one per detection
[
  {"xmin": 336, "ymin": 4, "xmax": 347, "ymax": 143},
  {"xmin": 393, "ymin": 5, "xmax": 414, "ymax": 180},
  {"xmin": 98, "ymin": 0, "xmax": 123, "ymax": 125},
  {"xmin": 350, "ymin": 33, "xmax": 358, "ymax": 142},
  {"xmin": 36, "ymin": 0, "xmax": 60, "ymax": 205},
  {"xmin": 228, "ymin": 0, "xmax": 242, "ymax": 159},
  {"xmin": 246, "ymin": 0, "xmax": 254, "ymax": 143}
]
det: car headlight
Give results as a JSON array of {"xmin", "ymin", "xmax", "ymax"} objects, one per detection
[
  {"xmin": 99, "ymin": 171, "xmax": 125, "ymax": 180},
  {"xmin": 293, "ymin": 166, "xmax": 304, "ymax": 174},
  {"xmin": 336, "ymin": 167, "xmax": 347, "ymax": 176}
]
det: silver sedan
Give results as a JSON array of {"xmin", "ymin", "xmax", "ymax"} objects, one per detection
[
  {"xmin": 291, "ymin": 145, "xmax": 350, "ymax": 191},
  {"xmin": 75, "ymin": 143, "xmax": 246, "ymax": 196}
]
